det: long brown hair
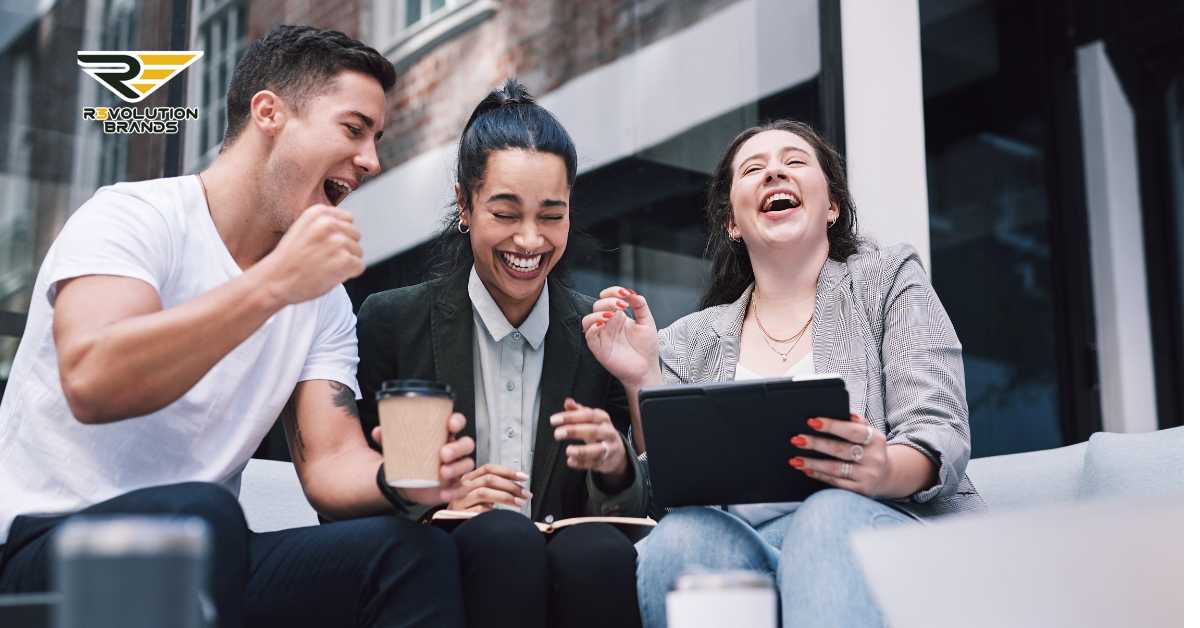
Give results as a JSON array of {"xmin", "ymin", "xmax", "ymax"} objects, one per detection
[{"xmin": 699, "ymin": 120, "xmax": 859, "ymax": 308}]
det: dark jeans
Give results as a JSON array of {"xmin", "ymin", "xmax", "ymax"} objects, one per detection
[
  {"xmin": 0, "ymin": 482, "xmax": 465, "ymax": 628},
  {"xmin": 452, "ymin": 509, "xmax": 641, "ymax": 628}
]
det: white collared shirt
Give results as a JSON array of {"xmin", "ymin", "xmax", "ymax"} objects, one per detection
[{"xmin": 467, "ymin": 267, "xmax": 549, "ymax": 517}]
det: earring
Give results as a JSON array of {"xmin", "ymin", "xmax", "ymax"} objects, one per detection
[
  {"xmin": 457, "ymin": 221, "xmax": 470, "ymax": 234},
  {"xmin": 727, "ymin": 232, "xmax": 742, "ymax": 243}
]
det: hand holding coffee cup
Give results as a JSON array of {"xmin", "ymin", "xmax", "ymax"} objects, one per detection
[
  {"xmin": 373, "ymin": 380, "xmax": 475, "ymax": 506},
  {"xmin": 370, "ymin": 414, "xmax": 474, "ymax": 506}
]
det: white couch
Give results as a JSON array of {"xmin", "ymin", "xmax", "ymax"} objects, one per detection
[{"xmin": 238, "ymin": 426, "xmax": 1186, "ymax": 529}]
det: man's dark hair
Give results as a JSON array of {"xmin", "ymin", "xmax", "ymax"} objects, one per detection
[{"xmin": 222, "ymin": 24, "xmax": 396, "ymax": 146}]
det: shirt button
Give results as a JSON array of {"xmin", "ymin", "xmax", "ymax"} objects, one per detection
[
  {"xmin": 505, "ymin": 426, "xmax": 516, "ymax": 439},
  {"xmin": 511, "ymin": 458, "xmax": 520, "ymax": 467},
  {"xmin": 505, "ymin": 381, "xmax": 516, "ymax": 392},
  {"xmin": 510, "ymin": 331, "xmax": 521, "ymax": 341}
]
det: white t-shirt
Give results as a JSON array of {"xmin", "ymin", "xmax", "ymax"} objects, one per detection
[
  {"xmin": 727, "ymin": 354, "xmax": 814, "ymax": 527},
  {"xmin": 0, "ymin": 175, "xmax": 360, "ymax": 543}
]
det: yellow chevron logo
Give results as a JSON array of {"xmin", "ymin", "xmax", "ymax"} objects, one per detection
[{"xmin": 77, "ymin": 51, "xmax": 203, "ymax": 104}]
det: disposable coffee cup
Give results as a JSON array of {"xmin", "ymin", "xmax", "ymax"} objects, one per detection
[
  {"xmin": 377, "ymin": 379, "xmax": 454, "ymax": 489},
  {"xmin": 667, "ymin": 570, "xmax": 776, "ymax": 628},
  {"xmin": 54, "ymin": 516, "xmax": 211, "ymax": 628}
]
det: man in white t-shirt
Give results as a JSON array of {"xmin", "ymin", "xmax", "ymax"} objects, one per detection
[{"xmin": 0, "ymin": 25, "xmax": 476, "ymax": 628}]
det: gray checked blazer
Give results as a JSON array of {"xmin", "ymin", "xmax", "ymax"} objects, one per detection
[{"xmin": 656, "ymin": 242, "xmax": 987, "ymax": 519}]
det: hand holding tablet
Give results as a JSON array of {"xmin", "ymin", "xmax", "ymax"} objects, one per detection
[{"xmin": 638, "ymin": 374, "xmax": 851, "ymax": 508}]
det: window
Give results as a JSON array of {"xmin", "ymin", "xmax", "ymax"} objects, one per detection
[
  {"xmin": 0, "ymin": 0, "xmax": 187, "ymax": 390},
  {"xmin": 919, "ymin": 0, "xmax": 1103, "ymax": 455},
  {"xmin": 186, "ymin": 0, "xmax": 247, "ymax": 171},
  {"xmin": 368, "ymin": 0, "xmax": 496, "ymax": 69},
  {"xmin": 96, "ymin": 0, "xmax": 138, "ymax": 187}
]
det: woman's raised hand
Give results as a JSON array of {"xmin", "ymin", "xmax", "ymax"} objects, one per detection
[{"xmin": 582, "ymin": 286, "xmax": 661, "ymax": 388}]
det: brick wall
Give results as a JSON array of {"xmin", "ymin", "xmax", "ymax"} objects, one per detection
[
  {"xmin": 229, "ymin": 0, "xmax": 738, "ymax": 174},
  {"xmin": 376, "ymin": 0, "xmax": 737, "ymax": 170},
  {"xmin": 247, "ymin": 0, "xmax": 362, "ymax": 44}
]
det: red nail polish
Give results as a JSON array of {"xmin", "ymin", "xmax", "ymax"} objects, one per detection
[
  {"xmin": 602, "ymin": 311, "xmax": 614, "ymax": 319},
  {"xmin": 617, "ymin": 300, "xmax": 629, "ymax": 309},
  {"xmin": 619, "ymin": 289, "xmax": 630, "ymax": 297},
  {"xmin": 803, "ymin": 469, "xmax": 813, "ymax": 477},
  {"xmin": 789, "ymin": 457, "xmax": 805, "ymax": 468},
  {"xmin": 807, "ymin": 418, "xmax": 824, "ymax": 430},
  {"xmin": 596, "ymin": 322, "xmax": 605, "ymax": 328},
  {"xmin": 790, "ymin": 435, "xmax": 807, "ymax": 447}
]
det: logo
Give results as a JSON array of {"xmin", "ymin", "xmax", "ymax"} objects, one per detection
[
  {"xmin": 77, "ymin": 51, "xmax": 203, "ymax": 103},
  {"xmin": 77, "ymin": 51, "xmax": 203, "ymax": 135}
]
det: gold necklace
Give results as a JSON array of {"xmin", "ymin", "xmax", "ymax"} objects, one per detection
[
  {"xmin": 752, "ymin": 299, "xmax": 807, "ymax": 342},
  {"xmin": 752, "ymin": 298, "xmax": 814, "ymax": 362}
]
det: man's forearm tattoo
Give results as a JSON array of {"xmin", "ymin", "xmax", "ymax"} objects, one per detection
[
  {"xmin": 280, "ymin": 391, "xmax": 304, "ymax": 462},
  {"xmin": 330, "ymin": 381, "xmax": 360, "ymax": 419}
]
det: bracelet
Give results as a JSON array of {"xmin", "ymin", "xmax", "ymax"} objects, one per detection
[{"xmin": 376, "ymin": 463, "xmax": 416, "ymax": 512}]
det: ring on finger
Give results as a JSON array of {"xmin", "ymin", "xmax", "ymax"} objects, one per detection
[
  {"xmin": 860, "ymin": 425, "xmax": 875, "ymax": 446},
  {"xmin": 600, "ymin": 441, "xmax": 610, "ymax": 462},
  {"xmin": 849, "ymin": 445, "xmax": 865, "ymax": 462},
  {"xmin": 840, "ymin": 462, "xmax": 852, "ymax": 479}
]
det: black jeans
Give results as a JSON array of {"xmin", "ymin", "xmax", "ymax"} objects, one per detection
[
  {"xmin": 451, "ymin": 509, "xmax": 641, "ymax": 628},
  {"xmin": 0, "ymin": 482, "xmax": 465, "ymax": 628}
]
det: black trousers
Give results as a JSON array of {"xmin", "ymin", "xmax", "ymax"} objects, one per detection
[
  {"xmin": 451, "ymin": 509, "xmax": 641, "ymax": 628},
  {"xmin": 0, "ymin": 482, "xmax": 466, "ymax": 628}
]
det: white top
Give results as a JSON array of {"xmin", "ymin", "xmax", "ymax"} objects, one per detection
[
  {"xmin": 467, "ymin": 267, "xmax": 549, "ymax": 517},
  {"xmin": 0, "ymin": 176, "xmax": 360, "ymax": 543},
  {"xmin": 727, "ymin": 353, "xmax": 815, "ymax": 527}
]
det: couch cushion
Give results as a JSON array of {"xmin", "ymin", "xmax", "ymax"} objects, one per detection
[
  {"xmin": 1077, "ymin": 426, "xmax": 1184, "ymax": 501},
  {"xmin": 966, "ymin": 441, "xmax": 1088, "ymax": 511},
  {"xmin": 238, "ymin": 458, "xmax": 319, "ymax": 532}
]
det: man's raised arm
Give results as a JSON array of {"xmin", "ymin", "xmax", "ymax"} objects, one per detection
[{"xmin": 53, "ymin": 204, "xmax": 363, "ymax": 424}]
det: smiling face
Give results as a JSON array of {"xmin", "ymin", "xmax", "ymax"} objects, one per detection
[
  {"xmin": 259, "ymin": 70, "xmax": 386, "ymax": 232},
  {"xmin": 459, "ymin": 149, "xmax": 570, "ymax": 322},
  {"xmin": 727, "ymin": 129, "xmax": 839, "ymax": 257}
]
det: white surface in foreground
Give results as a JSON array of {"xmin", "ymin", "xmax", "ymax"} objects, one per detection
[{"xmin": 852, "ymin": 496, "xmax": 1182, "ymax": 628}]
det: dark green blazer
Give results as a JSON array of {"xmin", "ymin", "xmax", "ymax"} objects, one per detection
[{"xmin": 355, "ymin": 267, "xmax": 650, "ymax": 523}]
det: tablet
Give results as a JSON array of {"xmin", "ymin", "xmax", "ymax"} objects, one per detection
[{"xmin": 639, "ymin": 374, "xmax": 849, "ymax": 508}]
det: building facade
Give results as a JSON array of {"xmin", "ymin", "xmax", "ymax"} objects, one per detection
[{"xmin": 0, "ymin": 0, "xmax": 1183, "ymax": 460}]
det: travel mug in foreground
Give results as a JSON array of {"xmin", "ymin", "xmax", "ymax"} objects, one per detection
[
  {"xmin": 667, "ymin": 570, "xmax": 777, "ymax": 628},
  {"xmin": 378, "ymin": 379, "xmax": 454, "ymax": 488},
  {"xmin": 54, "ymin": 516, "xmax": 210, "ymax": 628}
]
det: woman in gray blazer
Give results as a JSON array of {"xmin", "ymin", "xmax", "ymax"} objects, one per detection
[{"xmin": 582, "ymin": 120, "xmax": 986, "ymax": 628}]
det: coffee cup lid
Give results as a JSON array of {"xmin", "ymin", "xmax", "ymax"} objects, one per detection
[{"xmin": 377, "ymin": 379, "xmax": 453, "ymax": 400}]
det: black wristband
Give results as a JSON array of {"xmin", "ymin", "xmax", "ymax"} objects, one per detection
[{"xmin": 376, "ymin": 463, "xmax": 416, "ymax": 512}]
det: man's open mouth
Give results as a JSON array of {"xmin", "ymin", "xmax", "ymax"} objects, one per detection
[{"xmin": 323, "ymin": 178, "xmax": 353, "ymax": 206}]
